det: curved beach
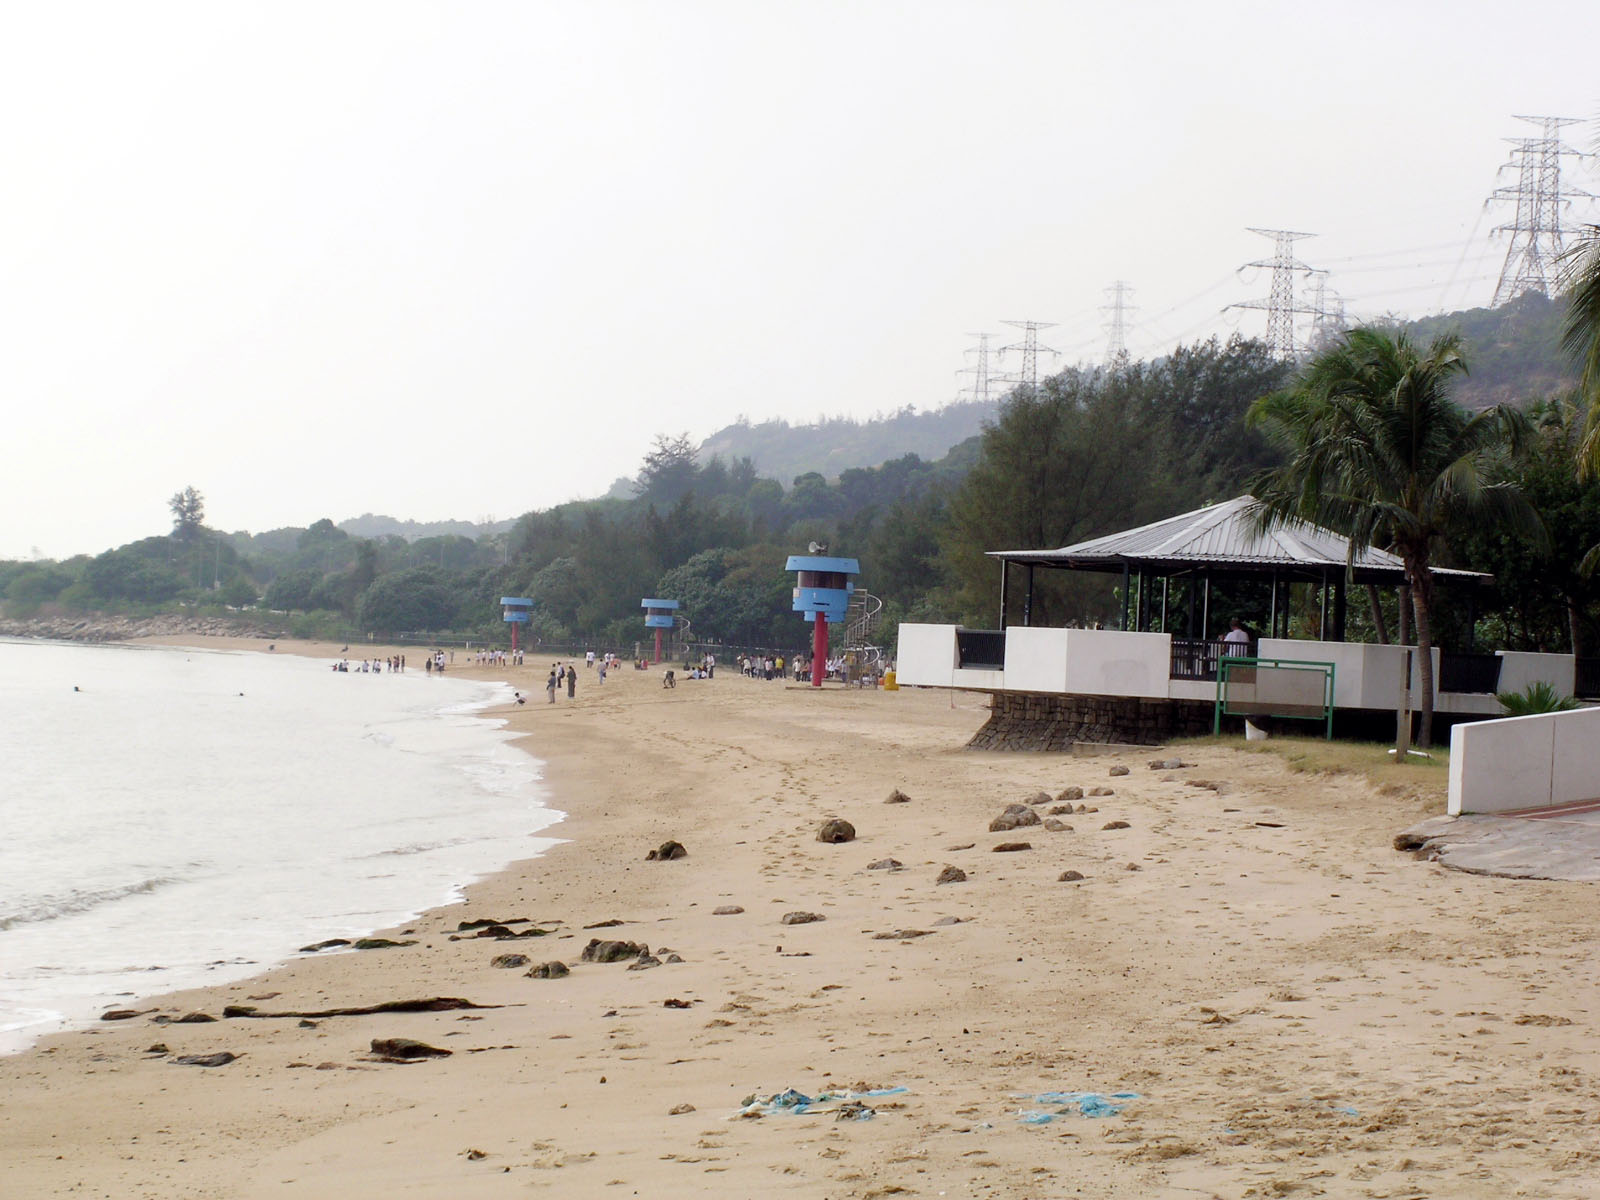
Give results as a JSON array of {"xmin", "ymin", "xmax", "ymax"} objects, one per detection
[{"xmin": 1, "ymin": 640, "xmax": 1595, "ymax": 1198}]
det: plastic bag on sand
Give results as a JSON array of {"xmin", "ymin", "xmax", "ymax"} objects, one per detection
[{"xmin": 1017, "ymin": 1090, "xmax": 1142, "ymax": 1121}]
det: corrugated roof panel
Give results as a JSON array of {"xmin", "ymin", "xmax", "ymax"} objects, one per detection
[{"xmin": 987, "ymin": 495, "xmax": 1488, "ymax": 580}]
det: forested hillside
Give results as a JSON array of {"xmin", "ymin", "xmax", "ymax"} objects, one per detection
[
  {"xmin": 1403, "ymin": 291, "xmax": 1576, "ymax": 408},
  {"xmin": 8, "ymin": 306, "xmax": 1600, "ymax": 661},
  {"xmin": 694, "ymin": 400, "xmax": 1000, "ymax": 486}
]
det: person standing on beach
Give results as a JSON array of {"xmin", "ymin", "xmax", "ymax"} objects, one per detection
[
  {"xmin": 566, "ymin": 665, "xmax": 577, "ymax": 699},
  {"xmin": 546, "ymin": 667, "xmax": 557, "ymax": 702}
]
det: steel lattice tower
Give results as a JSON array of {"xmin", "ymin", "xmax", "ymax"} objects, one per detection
[
  {"xmin": 1228, "ymin": 228, "xmax": 1316, "ymax": 360},
  {"xmin": 956, "ymin": 332, "xmax": 997, "ymax": 404},
  {"xmin": 998, "ymin": 319, "xmax": 1059, "ymax": 389},
  {"xmin": 1304, "ymin": 269, "xmax": 1346, "ymax": 349},
  {"xmin": 1101, "ymin": 281, "xmax": 1135, "ymax": 366},
  {"xmin": 1489, "ymin": 115, "xmax": 1590, "ymax": 306}
]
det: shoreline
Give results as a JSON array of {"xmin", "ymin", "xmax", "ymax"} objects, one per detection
[
  {"xmin": 0, "ymin": 635, "xmax": 562, "ymax": 1057},
  {"xmin": 2, "ymin": 637, "xmax": 1597, "ymax": 1197}
]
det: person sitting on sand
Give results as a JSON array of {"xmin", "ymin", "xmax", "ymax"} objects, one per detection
[{"xmin": 662, "ymin": 669, "xmax": 676, "ymax": 688}]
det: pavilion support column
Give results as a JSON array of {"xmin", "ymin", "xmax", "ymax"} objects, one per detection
[
  {"xmin": 1201, "ymin": 574, "xmax": 1212, "ymax": 641},
  {"xmin": 1319, "ymin": 571, "xmax": 1329, "ymax": 641},
  {"xmin": 1023, "ymin": 564, "xmax": 1035, "ymax": 628},
  {"xmin": 999, "ymin": 559, "xmax": 1009, "ymax": 632},
  {"xmin": 1161, "ymin": 577, "xmax": 1169, "ymax": 634},
  {"xmin": 1333, "ymin": 578, "xmax": 1347, "ymax": 642},
  {"xmin": 1186, "ymin": 575, "xmax": 1197, "ymax": 637},
  {"xmin": 1269, "ymin": 568, "xmax": 1279, "ymax": 638},
  {"xmin": 1120, "ymin": 562, "xmax": 1131, "ymax": 631}
]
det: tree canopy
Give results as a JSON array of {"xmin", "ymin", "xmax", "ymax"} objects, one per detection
[{"xmin": 1248, "ymin": 327, "xmax": 1538, "ymax": 746}]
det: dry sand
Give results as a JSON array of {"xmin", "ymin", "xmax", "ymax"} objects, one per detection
[{"xmin": 2, "ymin": 637, "xmax": 1597, "ymax": 1198}]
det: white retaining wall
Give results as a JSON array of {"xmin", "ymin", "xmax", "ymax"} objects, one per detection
[{"xmin": 1447, "ymin": 705, "xmax": 1600, "ymax": 815}]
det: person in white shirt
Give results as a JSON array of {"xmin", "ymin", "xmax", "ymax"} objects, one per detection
[{"xmin": 1221, "ymin": 618, "xmax": 1251, "ymax": 655}]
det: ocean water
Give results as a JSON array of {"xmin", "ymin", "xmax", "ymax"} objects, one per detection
[{"xmin": 0, "ymin": 638, "xmax": 561, "ymax": 1054}]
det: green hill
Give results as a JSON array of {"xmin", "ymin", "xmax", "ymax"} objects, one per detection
[
  {"xmin": 695, "ymin": 401, "xmax": 999, "ymax": 487},
  {"xmin": 1402, "ymin": 291, "xmax": 1577, "ymax": 408}
]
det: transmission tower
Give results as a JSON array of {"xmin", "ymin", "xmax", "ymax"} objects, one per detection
[
  {"xmin": 997, "ymin": 319, "xmax": 1059, "ymax": 389},
  {"xmin": 1101, "ymin": 281, "xmax": 1135, "ymax": 366},
  {"xmin": 1304, "ymin": 269, "xmax": 1346, "ymax": 350},
  {"xmin": 1227, "ymin": 228, "xmax": 1316, "ymax": 359},
  {"xmin": 1488, "ymin": 115, "xmax": 1592, "ymax": 306},
  {"xmin": 956, "ymin": 332, "xmax": 997, "ymax": 404}
]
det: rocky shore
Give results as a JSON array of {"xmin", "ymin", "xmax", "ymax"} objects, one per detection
[{"xmin": 0, "ymin": 612, "xmax": 286, "ymax": 643}]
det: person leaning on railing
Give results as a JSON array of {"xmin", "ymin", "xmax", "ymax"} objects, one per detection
[{"xmin": 1220, "ymin": 618, "xmax": 1251, "ymax": 656}]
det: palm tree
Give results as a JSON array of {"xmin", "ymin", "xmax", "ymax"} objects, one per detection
[
  {"xmin": 1247, "ymin": 327, "xmax": 1538, "ymax": 748},
  {"xmin": 1560, "ymin": 223, "xmax": 1600, "ymax": 473}
]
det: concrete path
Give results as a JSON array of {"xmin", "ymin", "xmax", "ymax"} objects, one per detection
[{"xmin": 1397, "ymin": 802, "xmax": 1600, "ymax": 881}]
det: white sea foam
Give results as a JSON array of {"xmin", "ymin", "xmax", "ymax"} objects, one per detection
[{"xmin": 0, "ymin": 638, "xmax": 562, "ymax": 1054}]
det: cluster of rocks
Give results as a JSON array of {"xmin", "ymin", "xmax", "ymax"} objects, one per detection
[{"xmin": 578, "ymin": 938, "xmax": 683, "ymax": 971}]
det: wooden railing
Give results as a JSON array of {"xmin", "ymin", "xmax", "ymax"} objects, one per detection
[{"xmin": 1170, "ymin": 637, "xmax": 1223, "ymax": 681}]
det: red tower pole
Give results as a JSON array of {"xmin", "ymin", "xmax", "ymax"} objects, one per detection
[
  {"xmin": 511, "ymin": 623, "xmax": 519, "ymax": 654},
  {"xmin": 654, "ymin": 627, "xmax": 662, "ymax": 665},
  {"xmin": 810, "ymin": 612, "xmax": 828, "ymax": 688}
]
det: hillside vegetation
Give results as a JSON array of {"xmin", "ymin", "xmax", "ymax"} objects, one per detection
[{"xmin": 6, "ymin": 295, "xmax": 1598, "ymax": 659}]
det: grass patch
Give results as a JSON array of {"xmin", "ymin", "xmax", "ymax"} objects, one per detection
[{"xmin": 1175, "ymin": 733, "xmax": 1449, "ymax": 809}]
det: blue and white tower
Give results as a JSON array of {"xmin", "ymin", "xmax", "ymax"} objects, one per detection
[{"xmin": 784, "ymin": 553, "xmax": 859, "ymax": 687}]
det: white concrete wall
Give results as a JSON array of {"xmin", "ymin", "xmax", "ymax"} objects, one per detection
[
  {"xmin": 1062, "ymin": 629, "xmax": 1171, "ymax": 698},
  {"xmin": 1258, "ymin": 639, "xmax": 1458, "ymax": 711},
  {"xmin": 1448, "ymin": 705, "xmax": 1600, "ymax": 815},
  {"xmin": 951, "ymin": 666, "xmax": 1006, "ymax": 690},
  {"xmin": 1495, "ymin": 651, "xmax": 1576, "ymax": 698},
  {"xmin": 1003, "ymin": 626, "xmax": 1071, "ymax": 693},
  {"xmin": 895, "ymin": 624, "xmax": 958, "ymax": 688}
]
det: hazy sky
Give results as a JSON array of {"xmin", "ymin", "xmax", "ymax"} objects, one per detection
[{"xmin": 4, "ymin": 1, "xmax": 1598, "ymax": 559}]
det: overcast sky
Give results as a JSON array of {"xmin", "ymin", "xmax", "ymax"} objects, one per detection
[{"xmin": 3, "ymin": 1, "xmax": 1598, "ymax": 560}]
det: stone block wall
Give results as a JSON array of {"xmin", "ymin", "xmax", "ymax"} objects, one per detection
[{"xmin": 968, "ymin": 691, "xmax": 1215, "ymax": 750}]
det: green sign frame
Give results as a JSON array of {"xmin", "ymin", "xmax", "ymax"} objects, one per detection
[{"xmin": 1213, "ymin": 655, "xmax": 1337, "ymax": 740}]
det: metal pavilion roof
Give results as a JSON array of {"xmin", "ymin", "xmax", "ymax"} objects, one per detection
[{"xmin": 987, "ymin": 495, "xmax": 1489, "ymax": 583}]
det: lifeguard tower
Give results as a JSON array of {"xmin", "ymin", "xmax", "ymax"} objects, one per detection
[
  {"xmin": 501, "ymin": 597, "xmax": 533, "ymax": 653},
  {"xmin": 641, "ymin": 598, "xmax": 679, "ymax": 664},
  {"xmin": 785, "ymin": 551, "xmax": 859, "ymax": 688}
]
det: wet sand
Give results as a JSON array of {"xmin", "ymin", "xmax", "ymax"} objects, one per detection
[{"xmin": 2, "ymin": 637, "xmax": 1596, "ymax": 1198}]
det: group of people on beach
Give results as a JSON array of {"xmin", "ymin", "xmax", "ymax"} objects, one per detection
[
  {"xmin": 739, "ymin": 653, "xmax": 785, "ymax": 679},
  {"xmin": 331, "ymin": 655, "xmax": 406, "ymax": 674},
  {"xmin": 471, "ymin": 647, "xmax": 523, "ymax": 666},
  {"xmin": 544, "ymin": 661, "xmax": 579, "ymax": 702}
]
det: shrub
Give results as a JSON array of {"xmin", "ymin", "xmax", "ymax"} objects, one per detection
[{"xmin": 1496, "ymin": 681, "xmax": 1583, "ymax": 716}]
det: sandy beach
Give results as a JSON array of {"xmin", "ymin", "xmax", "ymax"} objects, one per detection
[{"xmin": 2, "ymin": 637, "xmax": 1596, "ymax": 1199}]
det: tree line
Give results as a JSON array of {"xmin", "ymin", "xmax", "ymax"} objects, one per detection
[{"xmin": 7, "ymin": 303, "xmax": 1600, "ymax": 676}]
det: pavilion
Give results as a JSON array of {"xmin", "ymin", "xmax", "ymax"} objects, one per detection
[
  {"xmin": 895, "ymin": 496, "xmax": 1576, "ymax": 745},
  {"xmin": 988, "ymin": 494, "xmax": 1489, "ymax": 646}
]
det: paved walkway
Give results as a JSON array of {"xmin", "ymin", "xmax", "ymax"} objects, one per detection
[{"xmin": 1397, "ymin": 804, "xmax": 1600, "ymax": 882}]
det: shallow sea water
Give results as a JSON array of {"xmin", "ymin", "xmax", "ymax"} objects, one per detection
[{"xmin": 0, "ymin": 638, "xmax": 560, "ymax": 1053}]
